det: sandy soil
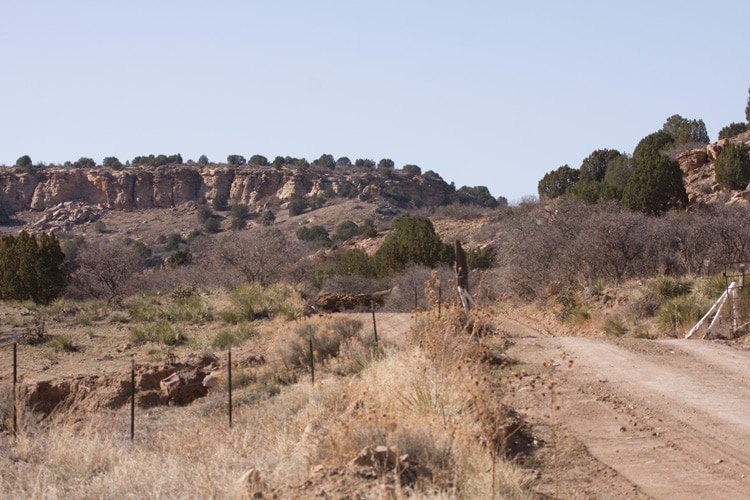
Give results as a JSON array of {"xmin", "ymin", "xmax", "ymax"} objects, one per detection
[{"xmin": 499, "ymin": 314, "xmax": 750, "ymax": 499}]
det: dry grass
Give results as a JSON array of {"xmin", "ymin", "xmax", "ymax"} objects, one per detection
[{"xmin": 0, "ymin": 284, "xmax": 538, "ymax": 499}]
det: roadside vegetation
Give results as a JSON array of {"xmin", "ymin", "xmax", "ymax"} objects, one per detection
[{"xmin": 1, "ymin": 90, "xmax": 750, "ymax": 496}]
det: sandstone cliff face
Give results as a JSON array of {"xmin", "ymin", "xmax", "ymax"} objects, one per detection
[
  {"xmin": 0, "ymin": 165, "xmax": 454, "ymax": 212},
  {"xmin": 676, "ymin": 131, "xmax": 750, "ymax": 205}
]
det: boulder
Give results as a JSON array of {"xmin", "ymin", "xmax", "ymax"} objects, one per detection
[{"xmin": 676, "ymin": 148, "xmax": 708, "ymax": 173}]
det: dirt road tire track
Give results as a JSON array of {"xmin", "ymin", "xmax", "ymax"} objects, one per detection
[{"xmin": 501, "ymin": 315, "xmax": 750, "ymax": 499}]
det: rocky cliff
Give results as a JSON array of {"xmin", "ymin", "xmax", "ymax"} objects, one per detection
[
  {"xmin": 677, "ymin": 131, "xmax": 750, "ymax": 205},
  {"xmin": 0, "ymin": 165, "xmax": 454, "ymax": 212}
]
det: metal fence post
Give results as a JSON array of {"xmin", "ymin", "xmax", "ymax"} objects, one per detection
[
  {"xmin": 308, "ymin": 337, "xmax": 315, "ymax": 385},
  {"xmin": 130, "ymin": 356, "xmax": 135, "ymax": 441},
  {"xmin": 13, "ymin": 330, "xmax": 18, "ymax": 437},
  {"xmin": 371, "ymin": 300, "xmax": 378, "ymax": 345},
  {"xmin": 438, "ymin": 284, "xmax": 442, "ymax": 318},
  {"xmin": 228, "ymin": 341, "xmax": 233, "ymax": 428}
]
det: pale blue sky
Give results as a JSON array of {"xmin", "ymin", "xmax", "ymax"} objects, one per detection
[{"xmin": 2, "ymin": 1, "xmax": 749, "ymax": 202}]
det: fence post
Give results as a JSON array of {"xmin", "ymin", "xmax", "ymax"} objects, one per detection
[
  {"xmin": 438, "ymin": 284, "xmax": 442, "ymax": 318},
  {"xmin": 371, "ymin": 300, "xmax": 379, "ymax": 345},
  {"xmin": 228, "ymin": 341, "xmax": 233, "ymax": 428},
  {"xmin": 130, "ymin": 356, "xmax": 135, "ymax": 441},
  {"xmin": 308, "ymin": 337, "xmax": 315, "ymax": 385},
  {"xmin": 13, "ymin": 330, "xmax": 17, "ymax": 437},
  {"xmin": 414, "ymin": 285, "xmax": 418, "ymax": 310}
]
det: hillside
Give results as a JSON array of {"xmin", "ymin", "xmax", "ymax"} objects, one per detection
[
  {"xmin": 0, "ymin": 163, "xmax": 457, "ymax": 214},
  {"xmin": 3, "ymin": 134, "xmax": 750, "ymax": 498}
]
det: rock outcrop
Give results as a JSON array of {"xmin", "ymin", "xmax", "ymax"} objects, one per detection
[
  {"xmin": 0, "ymin": 165, "xmax": 455, "ymax": 213},
  {"xmin": 676, "ymin": 131, "xmax": 750, "ymax": 206}
]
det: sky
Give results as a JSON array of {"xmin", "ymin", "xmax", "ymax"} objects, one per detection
[{"xmin": 1, "ymin": 1, "xmax": 749, "ymax": 203}]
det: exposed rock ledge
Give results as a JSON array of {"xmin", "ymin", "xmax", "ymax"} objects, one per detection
[{"xmin": 0, "ymin": 165, "xmax": 454, "ymax": 212}]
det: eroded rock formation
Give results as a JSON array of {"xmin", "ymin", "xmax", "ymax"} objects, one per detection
[{"xmin": 0, "ymin": 165, "xmax": 454, "ymax": 212}]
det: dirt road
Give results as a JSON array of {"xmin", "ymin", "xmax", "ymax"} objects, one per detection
[{"xmin": 501, "ymin": 316, "xmax": 750, "ymax": 499}]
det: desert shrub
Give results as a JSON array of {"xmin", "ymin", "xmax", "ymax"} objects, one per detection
[
  {"xmin": 701, "ymin": 273, "xmax": 732, "ymax": 298},
  {"xmin": 260, "ymin": 210, "xmax": 275, "ymax": 226},
  {"xmin": 360, "ymin": 218, "xmax": 377, "ymax": 238},
  {"xmin": 718, "ymin": 122, "xmax": 748, "ymax": 140},
  {"xmin": 308, "ymin": 193, "xmax": 326, "ymax": 210},
  {"xmin": 211, "ymin": 324, "xmax": 256, "ymax": 349},
  {"xmin": 372, "ymin": 213, "xmax": 452, "ymax": 276},
  {"xmin": 556, "ymin": 288, "xmax": 589, "ymax": 324},
  {"xmin": 47, "ymin": 334, "xmax": 76, "ymax": 352},
  {"xmin": 402, "ymin": 164, "xmax": 422, "ymax": 177},
  {"xmin": 169, "ymin": 282, "xmax": 197, "ymax": 299},
  {"xmin": 296, "ymin": 225, "xmax": 331, "ymax": 247},
  {"xmin": 203, "ymin": 217, "xmax": 220, "ymax": 234},
  {"xmin": 629, "ymin": 289, "xmax": 663, "ymax": 319},
  {"xmin": 212, "ymin": 193, "xmax": 229, "ymax": 211},
  {"xmin": 167, "ymin": 249, "xmax": 192, "ymax": 267},
  {"xmin": 538, "ymin": 164, "xmax": 579, "ymax": 199},
  {"xmin": 332, "ymin": 220, "xmax": 361, "ymax": 242},
  {"xmin": 164, "ymin": 233, "xmax": 182, "ymax": 251},
  {"xmin": 604, "ymin": 316, "xmax": 628, "ymax": 336},
  {"xmin": 127, "ymin": 295, "xmax": 163, "ymax": 322},
  {"xmin": 73, "ymin": 310, "xmax": 94, "ymax": 326},
  {"xmin": 715, "ymin": 142, "xmax": 750, "ymax": 190},
  {"xmin": 196, "ymin": 204, "xmax": 213, "ymax": 223},
  {"xmin": 622, "ymin": 153, "xmax": 687, "ymax": 215},
  {"xmin": 279, "ymin": 317, "xmax": 364, "ymax": 368},
  {"xmin": 221, "ymin": 283, "xmax": 305, "ymax": 323},
  {"xmin": 568, "ymin": 304, "xmax": 590, "ymax": 325},
  {"xmin": 127, "ymin": 293, "xmax": 211, "ymax": 324},
  {"xmin": 229, "ymin": 217, "xmax": 246, "ymax": 230},
  {"xmin": 336, "ymin": 180, "xmax": 358, "ymax": 198},
  {"xmin": 130, "ymin": 322, "xmax": 184, "ymax": 345},
  {"xmin": 229, "ymin": 203, "xmax": 249, "ymax": 220},
  {"xmin": 264, "ymin": 283, "xmax": 306, "ymax": 320},
  {"xmin": 167, "ymin": 295, "xmax": 212, "ymax": 322},
  {"xmin": 434, "ymin": 203, "xmax": 488, "ymax": 220},
  {"xmin": 652, "ymin": 276, "xmax": 693, "ymax": 299},
  {"xmin": 93, "ymin": 220, "xmax": 106, "ymax": 233},
  {"xmin": 288, "ymin": 197, "xmax": 307, "ymax": 216},
  {"xmin": 62, "ymin": 235, "xmax": 86, "ymax": 260},
  {"xmin": 219, "ymin": 297, "xmax": 257, "ymax": 324},
  {"xmin": 212, "ymin": 228, "xmax": 293, "ymax": 287},
  {"xmin": 655, "ymin": 294, "xmax": 711, "ymax": 335},
  {"xmin": 0, "ymin": 231, "xmax": 67, "ymax": 305},
  {"xmin": 126, "ymin": 239, "xmax": 152, "ymax": 258},
  {"xmin": 466, "ymin": 246, "xmax": 493, "ymax": 270},
  {"xmin": 186, "ymin": 230, "xmax": 203, "ymax": 244},
  {"xmin": 332, "ymin": 249, "xmax": 376, "ymax": 278},
  {"xmin": 108, "ymin": 311, "xmax": 130, "ymax": 324}
]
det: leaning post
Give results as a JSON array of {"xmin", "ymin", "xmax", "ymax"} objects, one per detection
[{"xmin": 13, "ymin": 330, "xmax": 18, "ymax": 437}]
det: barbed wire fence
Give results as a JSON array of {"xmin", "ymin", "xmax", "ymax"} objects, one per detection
[{"xmin": 0, "ymin": 281, "xmax": 463, "ymax": 442}]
